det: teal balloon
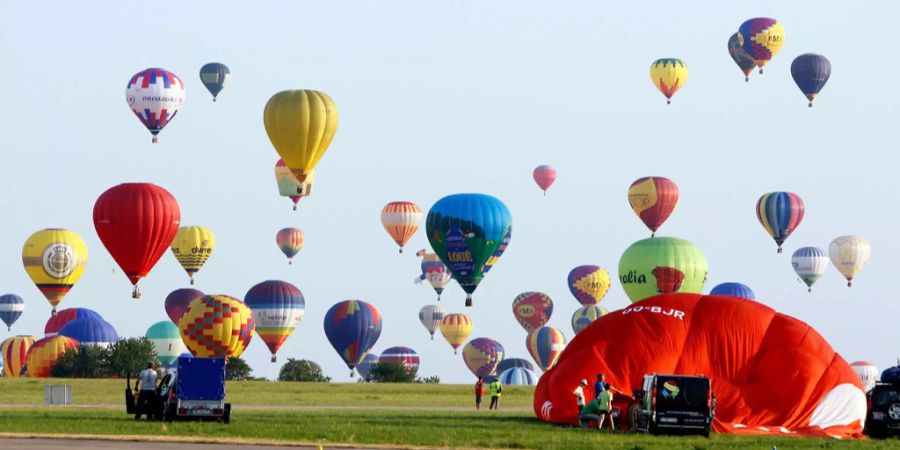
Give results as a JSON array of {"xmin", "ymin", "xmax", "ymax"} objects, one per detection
[{"xmin": 146, "ymin": 321, "xmax": 187, "ymax": 368}]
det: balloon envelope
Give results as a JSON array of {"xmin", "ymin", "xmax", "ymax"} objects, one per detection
[
  {"xmin": 728, "ymin": 33, "xmax": 756, "ymax": 81},
  {"xmin": 849, "ymin": 361, "xmax": 879, "ymax": 392},
  {"xmin": 526, "ymin": 326, "xmax": 566, "ymax": 371},
  {"xmin": 571, "ymin": 305, "xmax": 608, "ymax": 335},
  {"xmin": 381, "ymin": 201, "xmax": 422, "ymax": 253},
  {"xmin": 22, "ymin": 229, "xmax": 88, "ymax": 314},
  {"xmin": 125, "ymin": 68, "xmax": 185, "ymax": 142},
  {"xmin": 462, "ymin": 337, "xmax": 504, "ymax": 378},
  {"xmin": 512, "ymin": 292, "xmax": 553, "ymax": 332},
  {"xmin": 737, "ymin": 18, "xmax": 785, "ymax": 71},
  {"xmin": 323, "ymin": 300, "xmax": 382, "ymax": 372},
  {"xmin": 170, "ymin": 226, "xmax": 215, "ymax": 284},
  {"xmin": 792, "ymin": 247, "xmax": 829, "ymax": 291},
  {"xmin": 628, "ymin": 177, "xmax": 679, "ymax": 236},
  {"xmin": 0, "ymin": 294, "xmax": 24, "ymax": 331},
  {"xmin": 276, "ymin": 228, "xmax": 305, "ymax": 263},
  {"xmin": 533, "ymin": 165, "xmax": 557, "ymax": 194},
  {"xmin": 649, "ymin": 59, "xmax": 687, "ymax": 104},
  {"xmin": 44, "ymin": 308, "xmax": 102, "ymax": 336},
  {"xmin": 756, "ymin": 192, "xmax": 804, "ymax": 253},
  {"xmin": 357, "ymin": 353, "xmax": 379, "ymax": 380},
  {"xmin": 379, "ymin": 346, "xmax": 420, "ymax": 374},
  {"xmin": 244, "ymin": 280, "xmax": 305, "ymax": 361},
  {"xmin": 415, "ymin": 250, "xmax": 452, "ymax": 300},
  {"xmin": 500, "ymin": 367, "xmax": 538, "ymax": 386},
  {"xmin": 264, "ymin": 90, "xmax": 339, "ymax": 181},
  {"xmin": 26, "ymin": 335, "xmax": 79, "ymax": 378},
  {"xmin": 199, "ymin": 62, "xmax": 230, "ymax": 100},
  {"xmin": 59, "ymin": 317, "xmax": 118, "ymax": 347},
  {"xmin": 438, "ymin": 313, "xmax": 473, "ymax": 353},
  {"xmin": 618, "ymin": 237, "xmax": 708, "ymax": 302},
  {"xmin": 418, "ymin": 304, "xmax": 446, "ymax": 339},
  {"xmin": 791, "ymin": 54, "xmax": 831, "ymax": 107},
  {"xmin": 165, "ymin": 288, "xmax": 204, "ymax": 325},
  {"xmin": 497, "ymin": 357, "xmax": 535, "ymax": 374},
  {"xmin": 1, "ymin": 335, "xmax": 36, "ymax": 378},
  {"xmin": 146, "ymin": 321, "xmax": 187, "ymax": 369},
  {"xmin": 709, "ymin": 282, "xmax": 755, "ymax": 300},
  {"xmin": 178, "ymin": 295, "xmax": 255, "ymax": 359},
  {"xmin": 829, "ymin": 236, "xmax": 871, "ymax": 287},
  {"xmin": 567, "ymin": 265, "xmax": 611, "ymax": 306}
]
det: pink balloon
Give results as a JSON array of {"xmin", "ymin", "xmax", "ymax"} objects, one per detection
[{"xmin": 533, "ymin": 165, "xmax": 556, "ymax": 194}]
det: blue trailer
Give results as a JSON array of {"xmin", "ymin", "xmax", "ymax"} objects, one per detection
[{"xmin": 161, "ymin": 356, "xmax": 231, "ymax": 422}]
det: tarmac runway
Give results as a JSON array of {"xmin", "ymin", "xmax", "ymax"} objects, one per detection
[{"xmin": 0, "ymin": 437, "xmax": 380, "ymax": 450}]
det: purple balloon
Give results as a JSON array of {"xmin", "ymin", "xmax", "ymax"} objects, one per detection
[{"xmin": 165, "ymin": 288, "xmax": 204, "ymax": 325}]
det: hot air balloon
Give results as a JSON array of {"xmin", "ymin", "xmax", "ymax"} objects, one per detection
[
  {"xmin": 618, "ymin": 236, "xmax": 708, "ymax": 303},
  {"xmin": 26, "ymin": 335, "xmax": 79, "ymax": 378},
  {"xmin": 792, "ymin": 247, "xmax": 829, "ymax": 292},
  {"xmin": 628, "ymin": 177, "xmax": 679, "ymax": 236},
  {"xmin": 829, "ymin": 236, "xmax": 871, "ymax": 287},
  {"xmin": 534, "ymin": 293, "xmax": 867, "ymax": 438},
  {"xmin": 414, "ymin": 249, "xmax": 452, "ymax": 300},
  {"xmin": 526, "ymin": 326, "xmax": 566, "ymax": 371},
  {"xmin": 567, "ymin": 265, "xmax": 611, "ymax": 306},
  {"xmin": 274, "ymin": 159, "xmax": 315, "ymax": 210},
  {"xmin": 426, "ymin": 193, "xmax": 512, "ymax": 307},
  {"xmin": 0, "ymin": 294, "xmax": 24, "ymax": 331},
  {"xmin": 379, "ymin": 346, "xmax": 420, "ymax": 374},
  {"xmin": 146, "ymin": 321, "xmax": 187, "ymax": 369},
  {"xmin": 276, "ymin": 228, "xmax": 305, "ymax": 264},
  {"xmin": 125, "ymin": 68, "xmax": 185, "ymax": 143},
  {"xmin": 94, "ymin": 183, "xmax": 181, "ymax": 298},
  {"xmin": 1, "ymin": 335, "xmax": 35, "ymax": 378},
  {"xmin": 737, "ymin": 18, "xmax": 785, "ymax": 74},
  {"xmin": 357, "ymin": 353, "xmax": 379, "ymax": 380},
  {"xmin": 511, "ymin": 292, "xmax": 553, "ymax": 333},
  {"xmin": 22, "ymin": 229, "xmax": 88, "ymax": 315},
  {"xmin": 439, "ymin": 313, "xmax": 472, "ymax": 354},
  {"xmin": 533, "ymin": 165, "xmax": 557, "ymax": 195},
  {"xmin": 170, "ymin": 226, "xmax": 214, "ymax": 285},
  {"xmin": 244, "ymin": 280, "xmax": 305, "ymax": 362},
  {"xmin": 499, "ymin": 367, "xmax": 538, "ymax": 386},
  {"xmin": 44, "ymin": 308, "xmax": 102, "ymax": 336},
  {"xmin": 164, "ymin": 288, "xmax": 204, "ymax": 325},
  {"xmin": 650, "ymin": 59, "xmax": 688, "ymax": 104},
  {"xmin": 418, "ymin": 304, "xmax": 446, "ymax": 340},
  {"xmin": 178, "ymin": 295, "xmax": 255, "ymax": 359},
  {"xmin": 323, "ymin": 300, "xmax": 382, "ymax": 376},
  {"xmin": 571, "ymin": 305, "xmax": 608, "ymax": 335},
  {"xmin": 709, "ymin": 282, "xmax": 755, "ymax": 300},
  {"xmin": 462, "ymin": 338, "xmax": 505, "ymax": 379},
  {"xmin": 381, "ymin": 201, "xmax": 422, "ymax": 253},
  {"xmin": 849, "ymin": 361, "xmax": 879, "ymax": 392},
  {"xmin": 497, "ymin": 357, "xmax": 535, "ymax": 374},
  {"xmin": 199, "ymin": 63, "xmax": 230, "ymax": 101},
  {"xmin": 264, "ymin": 90, "xmax": 339, "ymax": 183},
  {"xmin": 59, "ymin": 317, "xmax": 118, "ymax": 347},
  {"xmin": 791, "ymin": 54, "xmax": 831, "ymax": 107},
  {"xmin": 756, "ymin": 192, "xmax": 804, "ymax": 253},
  {"xmin": 728, "ymin": 33, "xmax": 756, "ymax": 82}
]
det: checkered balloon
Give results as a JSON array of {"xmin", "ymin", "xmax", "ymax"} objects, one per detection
[{"xmin": 178, "ymin": 295, "xmax": 255, "ymax": 358}]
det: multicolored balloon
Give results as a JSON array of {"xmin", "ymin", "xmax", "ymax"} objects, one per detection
[
  {"xmin": 276, "ymin": 228, "xmax": 305, "ymax": 264},
  {"xmin": 125, "ymin": 68, "xmax": 185, "ymax": 143},
  {"xmin": 628, "ymin": 177, "xmax": 679, "ymax": 236},
  {"xmin": 170, "ymin": 226, "xmax": 215, "ymax": 285},
  {"xmin": 709, "ymin": 282, "xmax": 755, "ymax": 300},
  {"xmin": 379, "ymin": 346, "xmax": 420, "ymax": 374},
  {"xmin": 94, "ymin": 183, "xmax": 181, "ymax": 298},
  {"xmin": 178, "ymin": 295, "xmax": 255, "ymax": 359},
  {"xmin": 499, "ymin": 367, "xmax": 538, "ymax": 385},
  {"xmin": 264, "ymin": 90, "xmax": 339, "ymax": 183},
  {"xmin": 59, "ymin": 317, "xmax": 118, "ymax": 347},
  {"xmin": 728, "ymin": 33, "xmax": 756, "ymax": 82},
  {"xmin": 274, "ymin": 159, "xmax": 314, "ymax": 210},
  {"xmin": 381, "ymin": 201, "xmax": 422, "ymax": 253},
  {"xmin": 414, "ymin": 249, "xmax": 452, "ymax": 300},
  {"xmin": 418, "ymin": 304, "xmax": 446, "ymax": 340},
  {"xmin": 165, "ymin": 288, "xmax": 204, "ymax": 325},
  {"xmin": 567, "ymin": 265, "xmax": 611, "ymax": 306},
  {"xmin": 44, "ymin": 308, "xmax": 102, "ymax": 336},
  {"xmin": 145, "ymin": 321, "xmax": 186, "ymax": 369},
  {"xmin": 737, "ymin": 18, "xmax": 785, "ymax": 74},
  {"xmin": 1, "ymin": 335, "xmax": 35, "ymax": 378},
  {"xmin": 357, "ymin": 353, "xmax": 379, "ymax": 380},
  {"xmin": 426, "ymin": 193, "xmax": 512, "ymax": 307},
  {"xmin": 439, "ymin": 313, "xmax": 472, "ymax": 354},
  {"xmin": 571, "ymin": 305, "xmax": 608, "ymax": 335},
  {"xmin": 791, "ymin": 247, "xmax": 829, "ymax": 292},
  {"xmin": 791, "ymin": 54, "xmax": 831, "ymax": 108},
  {"xmin": 244, "ymin": 280, "xmax": 305, "ymax": 362},
  {"xmin": 618, "ymin": 237, "xmax": 709, "ymax": 303},
  {"xmin": 462, "ymin": 337, "xmax": 504, "ymax": 378},
  {"xmin": 511, "ymin": 292, "xmax": 553, "ymax": 333},
  {"xmin": 829, "ymin": 236, "xmax": 871, "ymax": 287},
  {"xmin": 26, "ymin": 335, "xmax": 79, "ymax": 378},
  {"xmin": 526, "ymin": 326, "xmax": 566, "ymax": 371},
  {"xmin": 0, "ymin": 294, "xmax": 24, "ymax": 331},
  {"xmin": 22, "ymin": 229, "xmax": 88, "ymax": 315},
  {"xmin": 497, "ymin": 357, "xmax": 535, "ymax": 374},
  {"xmin": 849, "ymin": 361, "xmax": 879, "ymax": 392},
  {"xmin": 756, "ymin": 192, "xmax": 804, "ymax": 253},
  {"xmin": 650, "ymin": 59, "xmax": 688, "ymax": 104},
  {"xmin": 199, "ymin": 63, "xmax": 230, "ymax": 101},
  {"xmin": 323, "ymin": 300, "xmax": 382, "ymax": 376},
  {"xmin": 533, "ymin": 165, "xmax": 557, "ymax": 195}
]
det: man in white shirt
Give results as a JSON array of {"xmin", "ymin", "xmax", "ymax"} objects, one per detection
[
  {"xmin": 573, "ymin": 379, "xmax": 588, "ymax": 410},
  {"xmin": 134, "ymin": 362, "xmax": 159, "ymax": 420}
]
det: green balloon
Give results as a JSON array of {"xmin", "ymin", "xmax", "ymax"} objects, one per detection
[{"xmin": 618, "ymin": 237, "xmax": 708, "ymax": 303}]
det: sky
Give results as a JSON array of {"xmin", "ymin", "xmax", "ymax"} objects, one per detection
[{"xmin": 0, "ymin": 1, "xmax": 897, "ymax": 384}]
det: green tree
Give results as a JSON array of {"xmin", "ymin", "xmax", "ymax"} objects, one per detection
[
  {"xmin": 225, "ymin": 356, "xmax": 254, "ymax": 381},
  {"xmin": 107, "ymin": 337, "xmax": 158, "ymax": 377},
  {"xmin": 50, "ymin": 346, "xmax": 110, "ymax": 378},
  {"xmin": 278, "ymin": 358, "xmax": 331, "ymax": 382},
  {"xmin": 368, "ymin": 361, "xmax": 416, "ymax": 383},
  {"xmin": 416, "ymin": 375, "xmax": 440, "ymax": 384}
]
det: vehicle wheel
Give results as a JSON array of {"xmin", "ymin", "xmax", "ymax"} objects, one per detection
[{"xmin": 223, "ymin": 403, "xmax": 231, "ymax": 424}]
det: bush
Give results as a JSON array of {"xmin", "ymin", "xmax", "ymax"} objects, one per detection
[
  {"xmin": 51, "ymin": 346, "xmax": 109, "ymax": 378},
  {"xmin": 107, "ymin": 337, "xmax": 159, "ymax": 377},
  {"xmin": 416, "ymin": 375, "xmax": 440, "ymax": 384},
  {"xmin": 278, "ymin": 358, "xmax": 331, "ymax": 382},
  {"xmin": 225, "ymin": 356, "xmax": 254, "ymax": 381},
  {"xmin": 368, "ymin": 362, "xmax": 416, "ymax": 383}
]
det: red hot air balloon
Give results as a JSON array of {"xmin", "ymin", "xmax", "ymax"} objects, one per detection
[
  {"xmin": 93, "ymin": 183, "xmax": 181, "ymax": 298},
  {"xmin": 627, "ymin": 177, "xmax": 679, "ymax": 236},
  {"xmin": 532, "ymin": 165, "xmax": 557, "ymax": 195}
]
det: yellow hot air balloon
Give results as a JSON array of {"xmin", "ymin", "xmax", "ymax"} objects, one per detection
[
  {"xmin": 22, "ymin": 229, "xmax": 88, "ymax": 315},
  {"xmin": 26, "ymin": 335, "xmax": 79, "ymax": 378},
  {"xmin": 439, "ymin": 313, "xmax": 473, "ymax": 355},
  {"xmin": 170, "ymin": 226, "xmax": 215, "ymax": 285},
  {"xmin": 650, "ymin": 59, "xmax": 688, "ymax": 104},
  {"xmin": 1, "ymin": 335, "xmax": 36, "ymax": 377},
  {"xmin": 178, "ymin": 295, "xmax": 255, "ymax": 358},
  {"xmin": 264, "ymin": 90, "xmax": 339, "ymax": 184}
]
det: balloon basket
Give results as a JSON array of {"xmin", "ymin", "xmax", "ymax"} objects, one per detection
[
  {"xmin": 293, "ymin": 205, "xmax": 297, "ymax": 211},
  {"xmin": 288, "ymin": 260, "xmax": 292, "ymax": 265},
  {"xmin": 777, "ymin": 247, "xmax": 783, "ymax": 254},
  {"xmin": 152, "ymin": 136, "xmax": 158, "ymax": 144},
  {"xmin": 132, "ymin": 287, "xmax": 142, "ymax": 299},
  {"xmin": 465, "ymin": 297, "xmax": 473, "ymax": 307},
  {"xmin": 399, "ymin": 248, "xmax": 403, "ymax": 254},
  {"xmin": 190, "ymin": 278, "xmax": 195, "ymax": 286},
  {"xmin": 271, "ymin": 356, "xmax": 277, "ymax": 363}
]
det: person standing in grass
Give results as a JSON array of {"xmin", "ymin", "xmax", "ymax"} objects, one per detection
[
  {"xmin": 573, "ymin": 379, "xmax": 588, "ymax": 410},
  {"xmin": 596, "ymin": 384, "xmax": 615, "ymax": 430},
  {"xmin": 594, "ymin": 373, "xmax": 607, "ymax": 399},
  {"xmin": 489, "ymin": 378, "xmax": 502, "ymax": 410},
  {"xmin": 134, "ymin": 362, "xmax": 158, "ymax": 420},
  {"xmin": 475, "ymin": 377, "xmax": 485, "ymax": 410}
]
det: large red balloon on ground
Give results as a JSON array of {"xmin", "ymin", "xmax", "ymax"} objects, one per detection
[
  {"xmin": 93, "ymin": 183, "xmax": 181, "ymax": 298},
  {"xmin": 534, "ymin": 293, "xmax": 866, "ymax": 439}
]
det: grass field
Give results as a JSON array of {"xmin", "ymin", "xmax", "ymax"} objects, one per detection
[{"xmin": 1, "ymin": 379, "xmax": 899, "ymax": 449}]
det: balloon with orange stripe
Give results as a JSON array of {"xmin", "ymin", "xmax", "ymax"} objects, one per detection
[
  {"xmin": 276, "ymin": 228, "xmax": 305, "ymax": 265},
  {"xmin": 380, "ymin": 201, "xmax": 421, "ymax": 253},
  {"xmin": 439, "ymin": 313, "xmax": 473, "ymax": 354},
  {"xmin": 26, "ymin": 335, "xmax": 79, "ymax": 378},
  {"xmin": 1, "ymin": 335, "xmax": 36, "ymax": 378}
]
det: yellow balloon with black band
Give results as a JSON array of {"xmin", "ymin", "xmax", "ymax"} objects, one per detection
[
  {"xmin": 22, "ymin": 229, "xmax": 88, "ymax": 315},
  {"xmin": 170, "ymin": 226, "xmax": 215, "ymax": 285}
]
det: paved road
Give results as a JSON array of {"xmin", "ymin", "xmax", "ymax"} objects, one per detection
[
  {"xmin": 0, "ymin": 437, "xmax": 380, "ymax": 450},
  {"xmin": 0, "ymin": 403, "xmax": 531, "ymax": 412}
]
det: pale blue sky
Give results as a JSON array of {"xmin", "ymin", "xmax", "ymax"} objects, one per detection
[{"xmin": 0, "ymin": 2, "xmax": 896, "ymax": 383}]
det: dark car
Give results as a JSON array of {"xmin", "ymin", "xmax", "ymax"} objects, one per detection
[
  {"xmin": 632, "ymin": 373, "xmax": 713, "ymax": 437},
  {"xmin": 866, "ymin": 382, "xmax": 900, "ymax": 438}
]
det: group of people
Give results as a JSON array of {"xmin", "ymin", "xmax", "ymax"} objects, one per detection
[
  {"xmin": 574, "ymin": 373, "xmax": 617, "ymax": 430},
  {"xmin": 474, "ymin": 376, "xmax": 503, "ymax": 410}
]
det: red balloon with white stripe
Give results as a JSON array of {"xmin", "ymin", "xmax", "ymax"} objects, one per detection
[{"xmin": 378, "ymin": 346, "xmax": 420, "ymax": 374}]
